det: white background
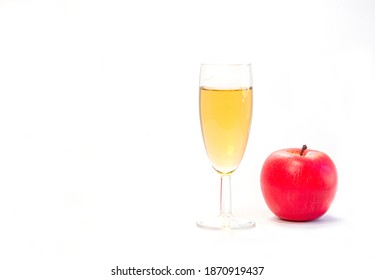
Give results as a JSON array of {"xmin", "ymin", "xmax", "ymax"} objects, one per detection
[{"xmin": 1, "ymin": 0, "xmax": 375, "ymax": 279}]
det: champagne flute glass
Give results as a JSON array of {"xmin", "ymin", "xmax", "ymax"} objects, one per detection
[{"xmin": 197, "ymin": 63, "xmax": 255, "ymax": 230}]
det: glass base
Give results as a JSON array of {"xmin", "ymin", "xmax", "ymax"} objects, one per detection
[{"xmin": 196, "ymin": 214, "xmax": 256, "ymax": 230}]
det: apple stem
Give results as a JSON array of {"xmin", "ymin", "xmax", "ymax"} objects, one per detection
[{"xmin": 300, "ymin": 145, "xmax": 308, "ymax": 156}]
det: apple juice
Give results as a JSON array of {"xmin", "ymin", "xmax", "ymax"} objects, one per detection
[{"xmin": 199, "ymin": 87, "xmax": 253, "ymax": 174}]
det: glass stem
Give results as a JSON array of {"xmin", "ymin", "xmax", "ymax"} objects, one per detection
[{"xmin": 220, "ymin": 175, "xmax": 232, "ymax": 216}]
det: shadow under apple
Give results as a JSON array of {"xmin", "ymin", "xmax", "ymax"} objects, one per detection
[{"xmin": 269, "ymin": 214, "xmax": 343, "ymax": 228}]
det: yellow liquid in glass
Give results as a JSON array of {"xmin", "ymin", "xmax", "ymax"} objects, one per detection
[{"xmin": 200, "ymin": 87, "xmax": 253, "ymax": 174}]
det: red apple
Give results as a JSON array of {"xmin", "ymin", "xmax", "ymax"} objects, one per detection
[{"xmin": 260, "ymin": 145, "xmax": 338, "ymax": 222}]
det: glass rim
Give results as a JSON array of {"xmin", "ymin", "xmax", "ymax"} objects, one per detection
[{"xmin": 201, "ymin": 61, "xmax": 251, "ymax": 67}]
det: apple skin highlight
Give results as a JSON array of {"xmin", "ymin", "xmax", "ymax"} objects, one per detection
[{"xmin": 260, "ymin": 147, "xmax": 338, "ymax": 222}]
